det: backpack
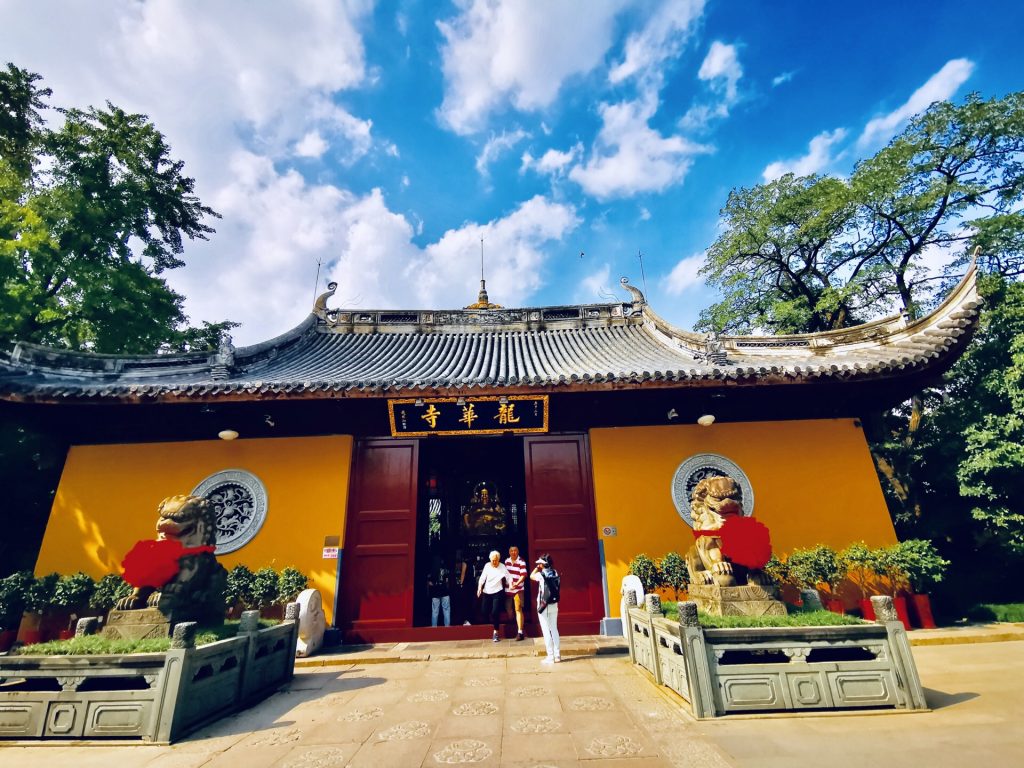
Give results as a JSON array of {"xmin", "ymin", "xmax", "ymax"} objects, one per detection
[{"xmin": 540, "ymin": 567, "xmax": 560, "ymax": 607}]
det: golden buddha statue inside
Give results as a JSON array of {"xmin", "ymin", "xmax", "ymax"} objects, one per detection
[{"xmin": 463, "ymin": 483, "xmax": 508, "ymax": 537}]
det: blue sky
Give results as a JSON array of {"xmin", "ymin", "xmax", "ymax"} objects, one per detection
[{"xmin": 2, "ymin": 0, "xmax": 1023, "ymax": 344}]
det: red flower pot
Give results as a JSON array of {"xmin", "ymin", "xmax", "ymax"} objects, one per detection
[
  {"xmin": 893, "ymin": 596, "xmax": 911, "ymax": 630},
  {"xmin": 58, "ymin": 629, "xmax": 75, "ymax": 640},
  {"xmin": 906, "ymin": 593, "xmax": 937, "ymax": 629},
  {"xmin": 0, "ymin": 629, "xmax": 16, "ymax": 652},
  {"xmin": 859, "ymin": 599, "xmax": 876, "ymax": 621},
  {"xmin": 825, "ymin": 598, "xmax": 845, "ymax": 615}
]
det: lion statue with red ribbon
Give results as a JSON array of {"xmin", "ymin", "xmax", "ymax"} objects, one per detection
[
  {"xmin": 116, "ymin": 494, "xmax": 228, "ymax": 627},
  {"xmin": 685, "ymin": 476, "xmax": 772, "ymax": 587}
]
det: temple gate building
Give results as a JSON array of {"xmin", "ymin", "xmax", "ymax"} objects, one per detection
[{"xmin": 0, "ymin": 268, "xmax": 982, "ymax": 642}]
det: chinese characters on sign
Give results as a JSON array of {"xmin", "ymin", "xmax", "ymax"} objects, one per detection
[{"xmin": 388, "ymin": 396, "xmax": 549, "ymax": 437}]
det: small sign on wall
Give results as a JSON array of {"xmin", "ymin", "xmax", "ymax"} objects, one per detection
[
  {"xmin": 601, "ymin": 526, "xmax": 618, "ymax": 537},
  {"xmin": 322, "ymin": 547, "xmax": 339, "ymax": 559}
]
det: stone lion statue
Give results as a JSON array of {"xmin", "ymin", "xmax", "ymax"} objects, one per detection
[
  {"xmin": 116, "ymin": 494, "xmax": 228, "ymax": 626},
  {"xmin": 686, "ymin": 476, "xmax": 758, "ymax": 587}
]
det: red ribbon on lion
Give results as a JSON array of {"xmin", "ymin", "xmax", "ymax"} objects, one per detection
[
  {"xmin": 717, "ymin": 516, "xmax": 772, "ymax": 570},
  {"xmin": 121, "ymin": 539, "xmax": 216, "ymax": 589}
]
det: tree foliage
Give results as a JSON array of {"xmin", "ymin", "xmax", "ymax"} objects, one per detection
[
  {"xmin": 0, "ymin": 63, "xmax": 233, "ymax": 354},
  {"xmin": 699, "ymin": 92, "xmax": 1024, "ymax": 333}
]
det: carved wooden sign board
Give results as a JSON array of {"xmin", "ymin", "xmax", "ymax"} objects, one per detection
[{"xmin": 388, "ymin": 395, "xmax": 549, "ymax": 437}]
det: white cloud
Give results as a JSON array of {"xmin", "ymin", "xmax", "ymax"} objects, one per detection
[
  {"xmin": 771, "ymin": 71, "xmax": 795, "ymax": 87},
  {"xmin": 858, "ymin": 58, "xmax": 975, "ymax": 149},
  {"xmin": 294, "ymin": 130, "xmax": 329, "ymax": 158},
  {"xmin": 569, "ymin": 94, "xmax": 712, "ymax": 199},
  {"xmin": 0, "ymin": 0, "xmax": 419, "ymax": 343},
  {"xmin": 762, "ymin": 128, "xmax": 848, "ymax": 181},
  {"xmin": 436, "ymin": 0, "xmax": 629, "ymax": 135},
  {"xmin": 639, "ymin": 206, "xmax": 652, "ymax": 221},
  {"xmin": 608, "ymin": 0, "xmax": 705, "ymax": 85},
  {"xmin": 577, "ymin": 263, "xmax": 612, "ymax": 303},
  {"xmin": 521, "ymin": 143, "xmax": 582, "ymax": 176},
  {"xmin": 665, "ymin": 253, "xmax": 705, "ymax": 295},
  {"xmin": 679, "ymin": 40, "xmax": 743, "ymax": 130},
  {"xmin": 475, "ymin": 128, "xmax": 530, "ymax": 176}
]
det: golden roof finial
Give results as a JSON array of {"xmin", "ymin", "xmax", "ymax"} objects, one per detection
[{"xmin": 465, "ymin": 237, "xmax": 502, "ymax": 309}]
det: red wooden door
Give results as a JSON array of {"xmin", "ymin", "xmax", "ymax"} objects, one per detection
[
  {"xmin": 523, "ymin": 434, "xmax": 603, "ymax": 634},
  {"xmin": 338, "ymin": 439, "xmax": 418, "ymax": 641}
]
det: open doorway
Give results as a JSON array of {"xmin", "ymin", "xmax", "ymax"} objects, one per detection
[{"xmin": 414, "ymin": 435, "xmax": 528, "ymax": 630}]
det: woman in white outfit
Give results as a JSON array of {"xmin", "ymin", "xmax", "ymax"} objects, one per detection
[
  {"xmin": 530, "ymin": 554, "xmax": 560, "ymax": 663},
  {"xmin": 477, "ymin": 550, "xmax": 510, "ymax": 642}
]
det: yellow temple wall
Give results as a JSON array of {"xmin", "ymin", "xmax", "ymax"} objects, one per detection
[
  {"xmin": 34, "ymin": 435, "xmax": 353, "ymax": 624},
  {"xmin": 589, "ymin": 419, "xmax": 897, "ymax": 616}
]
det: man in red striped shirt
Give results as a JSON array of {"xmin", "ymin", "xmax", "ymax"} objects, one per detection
[{"xmin": 505, "ymin": 545, "xmax": 528, "ymax": 641}]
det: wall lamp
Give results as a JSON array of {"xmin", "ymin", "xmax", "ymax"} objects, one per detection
[
  {"xmin": 697, "ymin": 414, "xmax": 716, "ymax": 427},
  {"xmin": 218, "ymin": 429, "xmax": 239, "ymax": 441}
]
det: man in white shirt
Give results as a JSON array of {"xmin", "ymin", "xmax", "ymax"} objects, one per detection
[
  {"xmin": 504, "ymin": 545, "xmax": 528, "ymax": 641},
  {"xmin": 477, "ymin": 550, "xmax": 510, "ymax": 642}
]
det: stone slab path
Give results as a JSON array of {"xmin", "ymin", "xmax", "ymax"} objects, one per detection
[{"xmin": 2, "ymin": 637, "xmax": 1023, "ymax": 767}]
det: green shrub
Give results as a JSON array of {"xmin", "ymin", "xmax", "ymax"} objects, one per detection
[
  {"xmin": 839, "ymin": 542, "xmax": 883, "ymax": 599},
  {"xmin": 250, "ymin": 567, "xmax": 279, "ymax": 610},
  {"xmin": 53, "ymin": 572, "xmax": 96, "ymax": 611},
  {"xmin": 661, "ymin": 601, "xmax": 864, "ymax": 627},
  {"xmin": 886, "ymin": 540, "xmax": 949, "ymax": 593},
  {"xmin": 967, "ymin": 603, "xmax": 1024, "ymax": 623},
  {"xmin": 0, "ymin": 571, "xmax": 32, "ymax": 627},
  {"xmin": 24, "ymin": 573, "xmax": 59, "ymax": 613},
  {"xmin": 628, "ymin": 554, "xmax": 661, "ymax": 594},
  {"xmin": 762, "ymin": 554, "xmax": 793, "ymax": 589},
  {"xmin": 277, "ymin": 567, "xmax": 309, "ymax": 604},
  {"xmin": 657, "ymin": 552, "xmax": 689, "ymax": 599},
  {"xmin": 89, "ymin": 574, "xmax": 133, "ymax": 612},
  {"xmin": 787, "ymin": 546, "xmax": 846, "ymax": 593},
  {"xmin": 226, "ymin": 564, "xmax": 255, "ymax": 608}
]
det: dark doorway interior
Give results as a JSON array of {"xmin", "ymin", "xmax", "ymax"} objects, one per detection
[{"xmin": 413, "ymin": 436, "xmax": 527, "ymax": 629}]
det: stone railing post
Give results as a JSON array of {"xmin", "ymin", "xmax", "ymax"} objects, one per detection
[
  {"xmin": 155, "ymin": 622, "xmax": 197, "ymax": 743},
  {"xmin": 800, "ymin": 589, "xmax": 824, "ymax": 611},
  {"xmin": 284, "ymin": 602, "xmax": 300, "ymax": 682},
  {"xmin": 645, "ymin": 594, "xmax": 662, "ymax": 616},
  {"xmin": 676, "ymin": 600, "xmax": 715, "ymax": 719},
  {"xmin": 871, "ymin": 596, "xmax": 927, "ymax": 710},
  {"xmin": 644, "ymin": 594, "xmax": 664, "ymax": 684},
  {"xmin": 624, "ymin": 589, "xmax": 638, "ymax": 663},
  {"xmin": 75, "ymin": 617, "xmax": 99, "ymax": 637},
  {"xmin": 237, "ymin": 610, "xmax": 261, "ymax": 705}
]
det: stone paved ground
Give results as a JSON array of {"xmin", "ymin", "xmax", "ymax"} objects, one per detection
[{"xmin": 1, "ymin": 638, "xmax": 1022, "ymax": 767}]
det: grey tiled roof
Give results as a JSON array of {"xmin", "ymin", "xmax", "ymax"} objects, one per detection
[{"xmin": 0, "ymin": 269, "xmax": 982, "ymax": 403}]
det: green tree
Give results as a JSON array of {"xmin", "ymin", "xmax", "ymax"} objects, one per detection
[
  {"xmin": 699, "ymin": 92, "xmax": 1024, "ymax": 334},
  {"xmin": 0, "ymin": 63, "xmax": 233, "ymax": 354},
  {"xmin": 657, "ymin": 552, "xmax": 689, "ymax": 600}
]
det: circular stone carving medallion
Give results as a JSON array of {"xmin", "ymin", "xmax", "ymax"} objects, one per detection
[
  {"xmin": 670, "ymin": 453, "xmax": 754, "ymax": 527},
  {"xmin": 569, "ymin": 696, "xmax": 614, "ymax": 711},
  {"xmin": 464, "ymin": 676, "xmax": 500, "ymax": 687},
  {"xmin": 586, "ymin": 735, "xmax": 643, "ymax": 758},
  {"xmin": 281, "ymin": 748, "xmax": 347, "ymax": 768},
  {"xmin": 340, "ymin": 706, "xmax": 383, "ymax": 722},
  {"xmin": 408, "ymin": 689, "xmax": 449, "ymax": 703},
  {"xmin": 511, "ymin": 685, "xmax": 550, "ymax": 698},
  {"xmin": 378, "ymin": 721, "xmax": 431, "ymax": 740},
  {"xmin": 452, "ymin": 700, "xmax": 499, "ymax": 716},
  {"xmin": 192, "ymin": 468, "xmax": 268, "ymax": 554},
  {"xmin": 432, "ymin": 739, "xmax": 494, "ymax": 764},
  {"xmin": 511, "ymin": 715, "xmax": 561, "ymax": 733}
]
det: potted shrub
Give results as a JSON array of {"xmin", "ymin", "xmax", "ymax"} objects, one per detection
[
  {"xmin": 875, "ymin": 545, "xmax": 913, "ymax": 629},
  {"xmin": 787, "ymin": 545, "xmax": 847, "ymax": 613},
  {"xmin": 19, "ymin": 573, "xmax": 59, "ymax": 644},
  {"xmin": 0, "ymin": 572, "xmax": 30, "ymax": 651},
  {"xmin": 888, "ymin": 539, "xmax": 948, "ymax": 629},
  {"xmin": 90, "ymin": 573, "xmax": 133, "ymax": 616},
  {"xmin": 225, "ymin": 564, "xmax": 255, "ymax": 618},
  {"xmin": 277, "ymin": 567, "xmax": 309, "ymax": 606},
  {"xmin": 52, "ymin": 572, "xmax": 96, "ymax": 638},
  {"xmin": 839, "ymin": 542, "xmax": 883, "ymax": 619},
  {"xmin": 627, "ymin": 554, "xmax": 662, "ymax": 595},
  {"xmin": 251, "ymin": 567, "xmax": 280, "ymax": 616},
  {"xmin": 657, "ymin": 552, "xmax": 689, "ymax": 600}
]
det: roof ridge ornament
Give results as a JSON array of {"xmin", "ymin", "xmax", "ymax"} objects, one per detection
[
  {"xmin": 210, "ymin": 334, "xmax": 236, "ymax": 380},
  {"xmin": 313, "ymin": 281, "xmax": 338, "ymax": 319},
  {"xmin": 464, "ymin": 238, "xmax": 502, "ymax": 309},
  {"xmin": 619, "ymin": 276, "xmax": 646, "ymax": 305}
]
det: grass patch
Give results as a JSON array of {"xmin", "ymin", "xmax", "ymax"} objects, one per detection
[
  {"xmin": 965, "ymin": 603, "xmax": 1024, "ymax": 623},
  {"xmin": 12, "ymin": 618, "xmax": 281, "ymax": 656},
  {"xmin": 660, "ymin": 600, "xmax": 866, "ymax": 628}
]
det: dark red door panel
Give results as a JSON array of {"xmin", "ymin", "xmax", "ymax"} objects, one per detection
[
  {"xmin": 524, "ymin": 435, "xmax": 603, "ymax": 633},
  {"xmin": 338, "ymin": 439, "xmax": 418, "ymax": 639}
]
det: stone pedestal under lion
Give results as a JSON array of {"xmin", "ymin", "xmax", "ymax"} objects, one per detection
[{"xmin": 296, "ymin": 588, "xmax": 326, "ymax": 657}]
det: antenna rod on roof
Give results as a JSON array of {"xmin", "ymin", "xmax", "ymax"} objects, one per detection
[
  {"xmin": 313, "ymin": 256, "xmax": 322, "ymax": 302},
  {"xmin": 481, "ymin": 237, "xmax": 485, "ymax": 282},
  {"xmin": 638, "ymin": 249, "xmax": 648, "ymax": 297}
]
